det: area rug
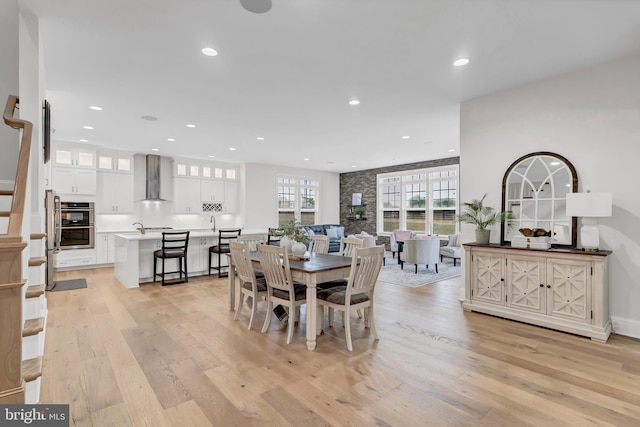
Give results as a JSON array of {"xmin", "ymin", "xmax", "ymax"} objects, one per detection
[
  {"xmin": 49, "ymin": 278, "xmax": 87, "ymax": 292},
  {"xmin": 377, "ymin": 252, "xmax": 461, "ymax": 288}
]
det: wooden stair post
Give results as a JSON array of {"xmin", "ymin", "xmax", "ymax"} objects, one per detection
[{"xmin": 0, "ymin": 240, "xmax": 27, "ymax": 404}]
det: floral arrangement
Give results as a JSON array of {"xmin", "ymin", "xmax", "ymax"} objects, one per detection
[{"xmin": 278, "ymin": 219, "xmax": 309, "ymax": 244}]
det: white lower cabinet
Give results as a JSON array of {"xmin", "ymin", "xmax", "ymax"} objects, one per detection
[
  {"xmin": 55, "ymin": 249, "xmax": 96, "ymax": 269},
  {"xmin": 96, "ymin": 233, "xmax": 116, "ymax": 264},
  {"xmin": 463, "ymin": 244, "xmax": 610, "ymax": 342},
  {"xmin": 139, "ymin": 240, "xmax": 162, "ymax": 281},
  {"xmin": 187, "ymin": 237, "xmax": 216, "ymax": 274}
]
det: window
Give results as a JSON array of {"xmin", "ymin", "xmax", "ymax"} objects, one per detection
[
  {"xmin": 377, "ymin": 166, "xmax": 458, "ymax": 235},
  {"xmin": 277, "ymin": 176, "xmax": 319, "ymax": 226}
]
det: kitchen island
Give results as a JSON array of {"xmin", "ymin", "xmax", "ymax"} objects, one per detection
[{"xmin": 113, "ymin": 229, "xmax": 264, "ymax": 288}]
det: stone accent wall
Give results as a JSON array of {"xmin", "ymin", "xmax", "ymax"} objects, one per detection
[{"xmin": 339, "ymin": 156, "xmax": 460, "ymax": 249}]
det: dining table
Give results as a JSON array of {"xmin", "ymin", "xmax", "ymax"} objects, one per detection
[{"xmin": 227, "ymin": 251, "xmax": 354, "ymax": 350}]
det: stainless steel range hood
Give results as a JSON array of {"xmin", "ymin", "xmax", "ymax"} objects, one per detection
[{"xmin": 144, "ymin": 154, "xmax": 166, "ymax": 201}]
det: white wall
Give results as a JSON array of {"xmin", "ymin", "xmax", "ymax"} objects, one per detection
[
  {"xmin": 460, "ymin": 54, "xmax": 640, "ymax": 338},
  {"xmin": 244, "ymin": 163, "xmax": 340, "ymax": 231},
  {"xmin": 0, "ymin": 0, "xmax": 19, "ymax": 181}
]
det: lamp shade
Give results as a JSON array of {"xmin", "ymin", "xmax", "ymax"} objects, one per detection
[{"xmin": 566, "ymin": 192, "xmax": 612, "ymax": 217}]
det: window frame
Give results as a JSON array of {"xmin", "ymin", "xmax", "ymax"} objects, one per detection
[
  {"xmin": 377, "ymin": 165, "xmax": 459, "ymax": 236},
  {"xmin": 277, "ymin": 174, "xmax": 320, "ymax": 226}
]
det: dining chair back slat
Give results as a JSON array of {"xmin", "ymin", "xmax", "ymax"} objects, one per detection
[
  {"xmin": 308, "ymin": 235, "xmax": 329, "ymax": 254},
  {"xmin": 236, "ymin": 234, "xmax": 266, "ymax": 252},
  {"xmin": 339, "ymin": 236, "xmax": 363, "ymax": 257}
]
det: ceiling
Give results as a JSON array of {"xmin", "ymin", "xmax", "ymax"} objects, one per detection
[{"xmin": 20, "ymin": 0, "xmax": 640, "ymax": 173}]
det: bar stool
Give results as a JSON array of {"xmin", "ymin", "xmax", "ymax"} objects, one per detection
[
  {"xmin": 153, "ymin": 231, "xmax": 190, "ymax": 286},
  {"xmin": 209, "ymin": 228, "xmax": 242, "ymax": 278}
]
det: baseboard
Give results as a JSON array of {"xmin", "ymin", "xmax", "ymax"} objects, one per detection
[{"xmin": 611, "ymin": 316, "xmax": 640, "ymax": 339}]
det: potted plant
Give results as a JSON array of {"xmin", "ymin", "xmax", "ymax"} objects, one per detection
[
  {"xmin": 354, "ymin": 209, "xmax": 363, "ymax": 219},
  {"xmin": 457, "ymin": 193, "xmax": 514, "ymax": 244},
  {"xmin": 278, "ymin": 219, "xmax": 309, "ymax": 256}
]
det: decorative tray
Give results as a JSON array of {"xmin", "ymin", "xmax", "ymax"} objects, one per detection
[{"xmin": 288, "ymin": 255, "xmax": 310, "ymax": 261}]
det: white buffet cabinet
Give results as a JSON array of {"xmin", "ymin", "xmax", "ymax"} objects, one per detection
[
  {"xmin": 113, "ymin": 230, "xmax": 265, "ymax": 288},
  {"xmin": 462, "ymin": 243, "xmax": 611, "ymax": 342}
]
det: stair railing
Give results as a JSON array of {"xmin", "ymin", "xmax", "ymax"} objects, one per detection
[
  {"xmin": 0, "ymin": 95, "xmax": 33, "ymax": 404},
  {"xmin": 2, "ymin": 95, "xmax": 32, "ymax": 241}
]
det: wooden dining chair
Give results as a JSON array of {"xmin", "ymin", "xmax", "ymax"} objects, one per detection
[
  {"xmin": 257, "ymin": 244, "xmax": 307, "ymax": 344},
  {"xmin": 339, "ymin": 236, "xmax": 364, "ymax": 257},
  {"xmin": 230, "ymin": 241, "xmax": 267, "ymax": 330},
  {"xmin": 317, "ymin": 245, "xmax": 384, "ymax": 351},
  {"xmin": 236, "ymin": 234, "xmax": 266, "ymax": 252},
  {"xmin": 308, "ymin": 235, "xmax": 329, "ymax": 254}
]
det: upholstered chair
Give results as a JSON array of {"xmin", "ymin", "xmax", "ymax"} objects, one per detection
[
  {"xmin": 400, "ymin": 238, "xmax": 440, "ymax": 274},
  {"xmin": 439, "ymin": 234, "xmax": 462, "ymax": 266},
  {"xmin": 390, "ymin": 230, "xmax": 416, "ymax": 259}
]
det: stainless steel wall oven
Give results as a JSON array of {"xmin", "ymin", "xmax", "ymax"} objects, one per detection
[{"xmin": 59, "ymin": 201, "xmax": 95, "ymax": 249}]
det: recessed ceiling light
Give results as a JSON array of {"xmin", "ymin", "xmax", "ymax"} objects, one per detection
[
  {"xmin": 453, "ymin": 58, "xmax": 469, "ymax": 67},
  {"xmin": 201, "ymin": 47, "xmax": 218, "ymax": 57},
  {"xmin": 167, "ymin": 138, "xmax": 175, "ymax": 142},
  {"xmin": 448, "ymin": 149, "xmax": 455, "ymax": 152},
  {"xmin": 209, "ymin": 155, "xmax": 215, "ymax": 158},
  {"xmin": 303, "ymin": 158, "xmax": 310, "ymax": 161},
  {"xmin": 349, "ymin": 99, "xmax": 360, "ymax": 105},
  {"xmin": 79, "ymin": 139, "xmax": 88, "ymax": 142},
  {"xmin": 241, "ymin": 0, "xmax": 273, "ymax": 14},
  {"xmin": 351, "ymin": 165, "xmax": 357, "ymax": 168},
  {"xmin": 151, "ymin": 148, "xmax": 159, "ymax": 152},
  {"xmin": 89, "ymin": 106, "xmax": 102, "ymax": 111},
  {"xmin": 402, "ymin": 136, "xmax": 410, "ymax": 139},
  {"xmin": 142, "ymin": 115, "xmax": 158, "ymax": 121},
  {"xmin": 256, "ymin": 137, "xmax": 264, "ymax": 140},
  {"xmin": 566, "ymin": 184, "xmax": 571, "ymax": 187},
  {"xmin": 186, "ymin": 124, "xmax": 196, "ymax": 128},
  {"xmin": 229, "ymin": 147, "xmax": 236, "ymax": 151},
  {"xmin": 83, "ymin": 125, "xmax": 94, "ymax": 130}
]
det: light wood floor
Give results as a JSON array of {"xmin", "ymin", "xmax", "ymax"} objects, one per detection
[{"xmin": 41, "ymin": 267, "xmax": 640, "ymax": 426}]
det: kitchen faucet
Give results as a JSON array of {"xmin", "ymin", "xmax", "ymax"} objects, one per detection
[
  {"xmin": 133, "ymin": 221, "xmax": 145, "ymax": 234},
  {"xmin": 210, "ymin": 215, "xmax": 216, "ymax": 232}
]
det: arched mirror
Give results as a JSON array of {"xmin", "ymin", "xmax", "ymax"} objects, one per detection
[{"xmin": 501, "ymin": 152, "xmax": 578, "ymax": 248}]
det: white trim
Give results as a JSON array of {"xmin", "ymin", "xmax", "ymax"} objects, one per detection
[
  {"xmin": 0, "ymin": 179, "xmax": 14, "ymax": 190},
  {"xmin": 611, "ymin": 316, "xmax": 640, "ymax": 339}
]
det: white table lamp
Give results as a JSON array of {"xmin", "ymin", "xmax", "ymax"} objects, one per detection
[{"xmin": 566, "ymin": 192, "xmax": 612, "ymax": 251}]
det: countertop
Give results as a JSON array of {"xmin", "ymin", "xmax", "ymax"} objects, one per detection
[{"xmin": 113, "ymin": 228, "xmax": 267, "ymax": 241}]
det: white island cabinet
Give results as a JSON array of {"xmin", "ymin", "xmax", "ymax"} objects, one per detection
[
  {"xmin": 113, "ymin": 230, "xmax": 266, "ymax": 288},
  {"xmin": 114, "ymin": 230, "xmax": 217, "ymax": 288}
]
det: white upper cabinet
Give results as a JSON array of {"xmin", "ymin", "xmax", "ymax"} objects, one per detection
[
  {"xmin": 53, "ymin": 143, "xmax": 96, "ymax": 169},
  {"xmin": 97, "ymin": 149, "xmax": 134, "ymax": 173},
  {"xmin": 173, "ymin": 158, "xmax": 200, "ymax": 178},
  {"xmin": 201, "ymin": 180, "xmax": 225, "ymax": 202},
  {"xmin": 223, "ymin": 181, "xmax": 239, "ymax": 213},
  {"xmin": 173, "ymin": 177, "xmax": 202, "ymax": 213},
  {"xmin": 97, "ymin": 172, "xmax": 134, "ymax": 214}
]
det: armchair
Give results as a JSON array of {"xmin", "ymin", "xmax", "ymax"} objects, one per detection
[
  {"xmin": 400, "ymin": 238, "xmax": 440, "ymax": 274},
  {"xmin": 390, "ymin": 230, "xmax": 415, "ymax": 259},
  {"xmin": 439, "ymin": 234, "xmax": 462, "ymax": 266}
]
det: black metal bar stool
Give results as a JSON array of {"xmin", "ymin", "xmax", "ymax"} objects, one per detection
[
  {"xmin": 154, "ymin": 231, "xmax": 190, "ymax": 286},
  {"xmin": 209, "ymin": 228, "xmax": 242, "ymax": 278}
]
